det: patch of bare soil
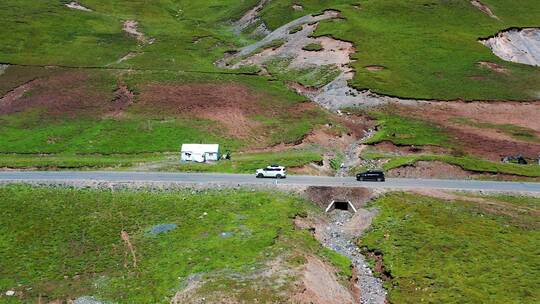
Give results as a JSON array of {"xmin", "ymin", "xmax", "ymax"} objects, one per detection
[
  {"xmin": 342, "ymin": 208, "xmax": 379, "ymax": 238},
  {"xmin": 0, "ymin": 71, "xmax": 119, "ymax": 118},
  {"xmin": 477, "ymin": 61, "xmax": 508, "ymax": 74},
  {"xmin": 0, "ymin": 81, "xmax": 35, "ymax": 109},
  {"xmin": 104, "ymin": 82, "xmax": 134, "ymax": 118},
  {"xmin": 364, "ymin": 252, "xmax": 392, "ymax": 282},
  {"xmin": 373, "ymin": 141, "xmax": 451, "ymax": 155},
  {"xmin": 470, "ymin": 0, "xmax": 499, "ymax": 19},
  {"xmin": 232, "ymin": 0, "xmax": 269, "ymax": 35},
  {"xmin": 220, "ymin": 10, "xmax": 423, "ymax": 110},
  {"xmin": 480, "ymin": 28, "xmax": 540, "ymax": 66},
  {"xmin": 123, "ymin": 20, "xmax": 153, "ymax": 44},
  {"xmin": 292, "ymin": 256, "xmax": 355, "ymax": 304},
  {"xmin": 111, "ymin": 51, "xmax": 143, "ymax": 65},
  {"xmin": 65, "ymin": 1, "xmax": 92, "ymax": 12},
  {"xmin": 138, "ymin": 83, "xmax": 264, "ymax": 138},
  {"xmin": 171, "ymin": 255, "xmax": 308, "ymax": 303},
  {"xmin": 0, "ymin": 64, "xmax": 8, "ymax": 76},
  {"xmin": 449, "ymin": 126, "xmax": 540, "ymax": 161},
  {"xmin": 364, "ymin": 65, "xmax": 385, "ymax": 71},
  {"xmin": 388, "ymin": 161, "xmax": 473, "ymax": 179}
]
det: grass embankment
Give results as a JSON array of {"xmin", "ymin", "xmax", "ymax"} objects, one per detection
[
  {"xmin": 364, "ymin": 112, "xmax": 450, "ymax": 147},
  {"xmin": 0, "ymin": 153, "xmax": 169, "ymax": 170},
  {"xmin": 362, "ymin": 151, "xmax": 540, "ymax": 178},
  {"xmin": 0, "ymin": 185, "xmax": 350, "ymax": 303},
  {"xmin": 361, "ymin": 110, "xmax": 540, "ymax": 177},
  {"xmin": 361, "ymin": 192, "xmax": 540, "ymax": 303},
  {"xmin": 169, "ymin": 149, "xmax": 323, "ymax": 174}
]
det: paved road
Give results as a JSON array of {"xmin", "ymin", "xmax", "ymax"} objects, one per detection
[{"xmin": 1, "ymin": 171, "xmax": 540, "ymax": 193}]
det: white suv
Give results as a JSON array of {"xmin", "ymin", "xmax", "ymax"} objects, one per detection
[{"xmin": 255, "ymin": 165, "xmax": 287, "ymax": 179}]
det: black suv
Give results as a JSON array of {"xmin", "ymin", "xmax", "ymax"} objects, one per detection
[{"xmin": 356, "ymin": 170, "xmax": 385, "ymax": 182}]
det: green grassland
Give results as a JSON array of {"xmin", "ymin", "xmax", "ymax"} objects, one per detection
[
  {"xmin": 0, "ymin": 67, "xmax": 333, "ymax": 169},
  {"xmin": 277, "ymin": 0, "xmax": 540, "ymax": 100},
  {"xmin": 364, "ymin": 111, "xmax": 450, "ymax": 147},
  {"xmin": 361, "ymin": 192, "xmax": 540, "ymax": 303},
  {"xmin": 1, "ymin": 0, "xmax": 538, "ymax": 99},
  {"xmin": 167, "ymin": 149, "xmax": 323, "ymax": 174},
  {"xmin": 0, "ymin": 185, "xmax": 350, "ymax": 303}
]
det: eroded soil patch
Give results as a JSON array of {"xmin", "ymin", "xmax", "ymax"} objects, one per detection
[
  {"xmin": 470, "ymin": 0, "xmax": 499, "ymax": 19},
  {"xmin": 65, "ymin": 2, "xmax": 92, "ymax": 12},
  {"xmin": 292, "ymin": 256, "xmax": 355, "ymax": 304},
  {"xmin": 137, "ymin": 83, "xmax": 264, "ymax": 138},
  {"xmin": 387, "ymin": 161, "xmax": 473, "ymax": 179},
  {"xmin": 0, "ymin": 71, "xmax": 118, "ymax": 118}
]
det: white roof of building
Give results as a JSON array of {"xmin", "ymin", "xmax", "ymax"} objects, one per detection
[{"xmin": 181, "ymin": 144, "xmax": 219, "ymax": 154}]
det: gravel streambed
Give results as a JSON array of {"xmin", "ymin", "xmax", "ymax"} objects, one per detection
[{"xmin": 320, "ymin": 210, "xmax": 387, "ymax": 304}]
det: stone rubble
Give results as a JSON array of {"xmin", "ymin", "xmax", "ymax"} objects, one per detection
[{"xmin": 320, "ymin": 210, "xmax": 387, "ymax": 304}]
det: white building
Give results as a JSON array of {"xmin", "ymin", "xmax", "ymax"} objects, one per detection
[{"xmin": 181, "ymin": 144, "xmax": 220, "ymax": 163}]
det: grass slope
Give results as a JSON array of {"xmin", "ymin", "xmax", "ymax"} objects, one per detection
[
  {"xmin": 0, "ymin": 67, "xmax": 332, "ymax": 169},
  {"xmin": 1, "ymin": 0, "xmax": 538, "ymax": 99},
  {"xmin": 361, "ymin": 192, "xmax": 540, "ymax": 303},
  {"xmin": 0, "ymin": 185, "xmax": 349, "ymax": 303}
]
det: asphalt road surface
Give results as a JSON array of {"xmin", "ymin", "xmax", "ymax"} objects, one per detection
[{"xmin": 1, "ymin": 171, "xmax": 539, "ymax": 193}]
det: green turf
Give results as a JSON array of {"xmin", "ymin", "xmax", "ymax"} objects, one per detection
[
  {"xmin": 361, "ymin": 192, "xmax": 540, "ymax": 303},
  {"xmin": 2, "ymin": 1, "xmax": 537, "ymax": 99},
  {"xmin": 165, "ymin": 149, "xmax": 323, "ymax": 174},
  {"xmin": 0, "ymin": 185, "xmax": 351, "ymax": 303},
  {"xmin": 0, "ymin": 153, "xmax": 169, "ymax": 169},
  {"xmin": 302, "ymin": 43, "xmax": 323, "ymax": 52},
  {"xmin": 364, "ymin": 111, "xmax": 450, "ymax": 147}
]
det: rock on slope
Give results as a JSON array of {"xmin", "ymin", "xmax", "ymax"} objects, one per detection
[{"xmin": 480, "ymin": 28, "xmax": 540, "ymax": 66}]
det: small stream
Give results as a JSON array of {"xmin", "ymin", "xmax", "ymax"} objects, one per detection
[{"xmin": 319, "ymin": 210, "xmax": 387, "ymax": 304}]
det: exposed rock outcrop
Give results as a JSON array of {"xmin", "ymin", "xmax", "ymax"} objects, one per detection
[{"xmin": 480, "ymin": 28, "xmax": 540, "ymax": 66}]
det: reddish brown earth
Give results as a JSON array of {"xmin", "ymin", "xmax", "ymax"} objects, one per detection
[
  {"xmin": 477, "ymin": 61, "xmax": 508, "ymax": 74},
  {"xmin": 373, "ymin": 141, "xmax": 450, "ymax": 155},
  {"xmin": 387, "ymin": 161, "xmax": 472, "ymax": 179},
  {"xmin": 292, "ymin": 256, "xmax": 355, "ymax": 304},
  {"xmin": 137, "ymin": 83, "xmax": 317, "ymax": 140},
  {"xmin": 0, "ymin": 71, "xmax": 116, "ymax": 118},
  {"xmin": 398, "ymin": 102, "xmax": 540, "ymax": 160}
]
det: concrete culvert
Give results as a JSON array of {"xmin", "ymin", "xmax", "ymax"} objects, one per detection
[
  {"xmin": 325, "ymin": 200, "xmax": 357, "ymax": 213},
  {"xmin": 305, "ymin": 186, "xmax": 373, "ymax": 211}
]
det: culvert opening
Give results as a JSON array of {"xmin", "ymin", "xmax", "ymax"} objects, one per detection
[{"xmin": 325, "ymin": 200, "xmax": 357, "ymax": 213}]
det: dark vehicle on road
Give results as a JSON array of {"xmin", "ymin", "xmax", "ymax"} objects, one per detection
[{"xmin": 356, "ymin": 170, "xmax": 385, "ymax": 182}]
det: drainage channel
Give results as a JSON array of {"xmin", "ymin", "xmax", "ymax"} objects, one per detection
[{"xmin": 320, "ymin": 206, "xmax": 387, "ymax": 304}]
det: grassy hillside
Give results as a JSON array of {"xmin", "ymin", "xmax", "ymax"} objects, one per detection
[
  {"xmin": 1, "ymin": 0, "xmax": 538, "ymax": 99},
  {"xmin": 0, "ymin": 185, "xmax": 349, "ymax": 303},
  {"xmin": 0, "ymin": 66, "xmax": 333, "ymax": 168},
  {"xmin": 361, "ymin": 192, "xmax": 540, "ymax": 303},
  {"xmin": 1, "ymin": 1, "xmax": 539, "ymax": 170}
]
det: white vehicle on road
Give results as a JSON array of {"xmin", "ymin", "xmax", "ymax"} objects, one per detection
[{"xmin": 255, "ymin": 165, "xmax": 287, "ymax": 179}]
